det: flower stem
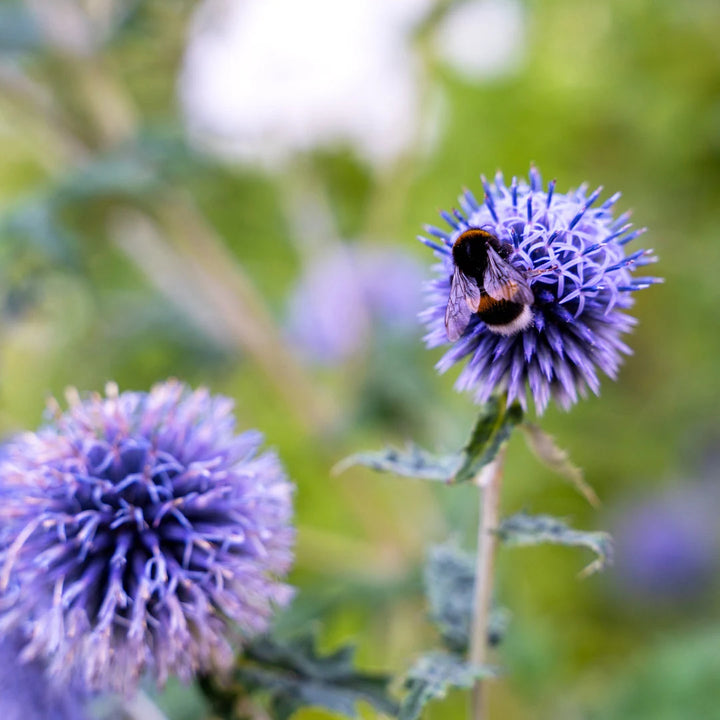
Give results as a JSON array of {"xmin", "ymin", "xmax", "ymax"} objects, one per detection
[{"xmin": 469, "ymin": 445, "xmax": 506, "ymax": 720}]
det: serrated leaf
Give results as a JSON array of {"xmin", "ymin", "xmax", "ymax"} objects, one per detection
[
  {"xmin": 399, "ymin": 652, "xmax": 495, "ymax": 720},
  {"xmin": 520, "ymin": 422, "xmax": 600, "ymax": 507},
  {"xmin": 497, "ymin": 512, "xmax": 613, "ymax": 576},
  {"xmin": 424, "ymin": 544, "xmax": 475, "ymax": 653},
  {"xmin": 335, "ymin": 399, "xmax": 522, "ymax": 486},
  {"xmin": 333, "ymin": 443, "xmax": 457, "ymax": 482},
  {"xmin": 453, "ymin": 402, "xmax": 523, "ymax": 484},
  {"xmin": 424, "ymin": 543, "xmax": 510, "ymax": 653},
  {"xmin": 230, "ymin": 634, "xmax": 398, "ymax": 720}
]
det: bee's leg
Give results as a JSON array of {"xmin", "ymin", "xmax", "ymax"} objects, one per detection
[{"xmin": 525, "ymin": 263, "xmax": 559, "ymax": 278}]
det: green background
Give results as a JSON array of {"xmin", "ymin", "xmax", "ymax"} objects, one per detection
[{"xmin": 1, "ymin": 1, "xmax": 719, "ymax": 718}]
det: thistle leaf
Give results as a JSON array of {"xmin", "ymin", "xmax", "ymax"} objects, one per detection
[
  {"xmin": 520, "ymin": 422, "xmax": 600, "ymax": 507},
  {"xmin": 228, "ymin": 633, "xmax": 398, "ymax": 720},
  {"xmin": 453, "ymin": 401, "xmax": 523, "ymax": 484},
  {"xmin": 497, "ymin": 512, "xmax": 613, "ymax": 576},
  {"xmin": 399, "ymin": 652, "xmax": 495, "ymax": 720},
  {"xmin": 333, "ymin": 443, "xmax": 457, "ymax": 482},
  {"xmin": 424, "ymin": 543, "xmax": 510, "ymax": 653},
  {"xmin": 424, "ymin": 544, "xmax": 475, "ymax": 653},
  {"xmin": 334, "ymin": 398, "xmax": 521, "ymax": 485}
]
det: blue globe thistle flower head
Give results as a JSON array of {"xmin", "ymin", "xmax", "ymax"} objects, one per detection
[
  {"xmin": 0, "ymin": 630, "xmax": 89, "ymax": 720},
  {"xmin": 0, "ymin": 380, "xmax": 295, "ymax": 695},
  {"xmin": 420, "ymin": 167, "xmax": 662, "ymax": 413},
  {"xmin": 612, "ymin": 489, "xmax": 718, "ymax": 602},
  {"xmin": 287, "ymin": 245, "xmax": 425, "ymax": 365}
]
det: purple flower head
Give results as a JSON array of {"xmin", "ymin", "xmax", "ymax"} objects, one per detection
[
  {"xmin": 612, "ymin": 488, "xmax": 719, "ymax": 602},
  {"xmin": 0, "ymin": 630, "xmax": 89, "ymax": 720},
  {"xmin": 0, "ymin": 380, "xmax": 295, "ymax": 695},
  {"xmin": 420, "ymin": 167, "xmax": 661, "ymax": 413},
  {"xmin": 287, "ymin": 245, "xmax": 425, "ymax": 364}
]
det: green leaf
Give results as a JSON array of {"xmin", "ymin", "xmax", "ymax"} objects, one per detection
[
  {"xmin": 462, "ymin": 396, "xmax": 503, "ymax": 456},
  {"xmin": 0, "ymin": 131, "xmax": 207, "ymax": 271},
  {"xmin": 0, "ymin": 195, "xmax": 79, "ymax": 266},
  {"xmin": 497, "ymin": 512, "xmax": 614, "ymax": 577},
  {"xmin": 424, "ymin": 543, "xmax": 510, "ymax": 653},
  {"xmin": 520, "ymin": 422, "xmax": 600, "ymax": 507},
  {"xmin": 228, "ymin": 633, "xmax": 399, "ymax": 720},
  {"xmin": 399, "ymin": 652, "xmax": 495, "ymax": 720},
  {"xmin": 0, "ymin": 3, "xmax": 43, "ymax": 54},
  {"xmin": 424, "ymin": 544, "xmax": 475, "ymax": 653},
  {"xmin": 453, "ymin": 401, "xmax": 523, "ymax": 484},
  {"xmin": 335, "ymin": 398, "xmax": 522, "ymax": 485},
  {"xmin": 53, "ymin": 132, "xmax": 205, "ymax": 203},
  {"xmin": 333, "ymin": 443, "xmax": 457, "ymax": 482}
]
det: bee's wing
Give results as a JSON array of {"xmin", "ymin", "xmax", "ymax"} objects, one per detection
[
  {"xmin": 483, "ymin": 250, "xmax": 534, "ymax": 304},
  {"xmin": 445, "ymin": 267, "xmax": 481, "ymax": 341}
]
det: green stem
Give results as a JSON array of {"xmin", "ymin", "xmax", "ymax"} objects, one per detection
[{"xmin": 469, "ymin": 444, "xmax": 506, "ymax": 720}]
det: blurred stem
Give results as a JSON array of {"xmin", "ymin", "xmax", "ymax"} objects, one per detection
[
  {"xmin": 281, "ymin": 157, "xmax": 341, "ymax": 256},
  {"xmin": 66, "ymin": 57, "xmax": 138, "ymax": 146},
  {"xmin": 0, "ymin": 65, "xmax": 88, "ymax": 164},
  {"xmin": 9, "ymin": 53, "xmax": 337, "ymax": 431},
  {"xmin": 154, "ymin": 194, "xmax": 337, "ymax": 430},
  {"xmin": 469, "ymin": 445, "xmax": 506, "ymax": 720},
  {"xmin": 363, "ymin": 0, "xmax": 467, "ymax": 240},
  {"xmin": 112, "ymin": 198, "xmax": 337, "ymax": 432}
]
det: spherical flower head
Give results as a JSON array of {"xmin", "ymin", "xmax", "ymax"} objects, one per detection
[
  {"xmin": 286, "ymin": 245, "xmax": 425, "ymax": 364},
  {"xmin": 0, "ymin": 630, "xmax": 89, "ymax": 720},
  {"xmin": 420, "ymin": 167, "xmax": 662, "ymax": 413},
  {"xmin": 0, "ymin": 380, "xmax": 295, "ymax": 695},
  {"xmin": 612, "ymin": 487, "xmax": 719, "ymax": 602}
]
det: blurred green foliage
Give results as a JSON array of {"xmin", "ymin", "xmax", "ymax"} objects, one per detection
[{"xmin": 0, "ymin": 0, "xmax": 719, "ymax": 718}]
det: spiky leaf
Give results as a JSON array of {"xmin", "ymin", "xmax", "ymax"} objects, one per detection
[
  {"xmin": 220, "ymin": 634, "xmax": 398, "ymax": 720},
  {"xmin": 497, "ymin": 512, "xmax": 613, "ymax": 576},
  {"xmin": 424, "ymin": 543, "xmax": 510, "ymax": 653},
  {"xmin": 333, "ymin": 443, "xmax": 457, "ymax": 482},
  {"xmin": 520, "ymin": 422, "xmax": 600, "ymax": 507},
  {"xmin": 335, "ymin": 398, "xmax": 521, "ymax": 485},
  {"xmin": 453, "ymin": 401, "xmax": 523, "ymax": 484},
  {"xmin": 424, "ymin": 544, "xmax": 475, "ymax": 652},
  {"xmin": 399, "ymin": 652, "xmax": 494, "ymax": 720}
]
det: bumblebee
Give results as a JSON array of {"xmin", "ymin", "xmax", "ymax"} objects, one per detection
[{"xmin": 445, "ymin": 228, "xmax": 534, "ymax": 341}]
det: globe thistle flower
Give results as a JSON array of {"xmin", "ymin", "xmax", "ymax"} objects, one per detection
[
  {"xmin": 612, "ymin": 486, "xmax": 719, "ymax": 602},
  {"xmin": 287, "ymin": 245, "xmax": 425, "ymax": 364},
  {"xmin": 0, "ymin": 631, "xmax": 89, "ymax": 720},
  {"xmin": 0, "ymin": 380, "xmax": 295, "ymax": 695},
  {"xmin": 420, "ymin": 167, "xmax": 661, "ymax": 413}
]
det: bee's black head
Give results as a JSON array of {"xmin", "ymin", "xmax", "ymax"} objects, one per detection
[{"xmin": 452, "ymin": 228, "xmax": 505, "ymax": 278}]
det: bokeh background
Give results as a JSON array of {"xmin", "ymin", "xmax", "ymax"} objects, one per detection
[{"xmin": 0, "ymin": 0, "xmax": 719, "ymax": 718}]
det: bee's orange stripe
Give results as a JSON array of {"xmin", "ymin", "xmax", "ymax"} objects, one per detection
[{"xmin": 476, "ymin": 295, "xmax": 497, "ymax": 312}]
